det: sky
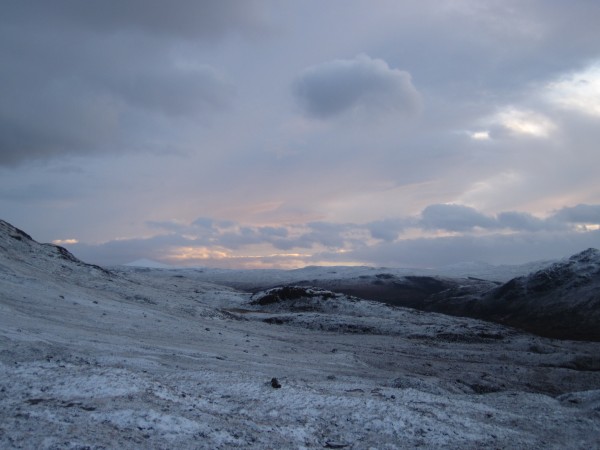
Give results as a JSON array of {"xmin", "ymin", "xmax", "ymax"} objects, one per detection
[{"xmin": 1, "ymin": 0, "xmax": 600, "ymax": 269}]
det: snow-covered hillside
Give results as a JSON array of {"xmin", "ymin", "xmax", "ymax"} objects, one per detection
[
  {"xmin": 482, "ymin": 248, "xmax": 600, "ymax": 340},
  {"xmin": 418, "ymin": 248, "xmax": 600, "ymax": 340},
  {"xmin": 1, "ymin": 219, "xmax": 600, "ymax": 448}
]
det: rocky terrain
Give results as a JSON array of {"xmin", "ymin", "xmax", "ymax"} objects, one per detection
[{"xmin": 1, "ymin": 219, "xmax": 600, "ymax": 449}]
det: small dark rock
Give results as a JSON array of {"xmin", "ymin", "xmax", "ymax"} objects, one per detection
[
  {"xmin": 271, "ymin": 378, "xmax": 282, "ymax": 389},
  {"xmin": 325, "ymin": 441, "xmax": 350, "ymax": 449}
]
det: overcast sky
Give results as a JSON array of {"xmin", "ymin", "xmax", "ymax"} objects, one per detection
[{"xmin": 1, "ymin": 0, "xmax": 600, "ymax": 268}]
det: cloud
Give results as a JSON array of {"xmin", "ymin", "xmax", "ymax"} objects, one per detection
[
  {"xmin": 106, "ymin": 65, "xmax": 234, "ymax": 117},
  {"xmin": 60, "ymin": 204, "xmax": 600, "ymax": 268},
  {"xmin": 68, "ymin": 222, "xmax": 600, "ymax": 269},
  {"xmin": 499, "ymin": 109, "xmax": 556, "ymax": 138},
  {"xmin": 339, "ymin": 229, "xmax": 600, "ymax": 268},
  {"xmin": 420, "ymin": 204, "xmax": 496, "ymax": 231},
  {"xmin": 419, "ymin": 204, "xmax": 600, "ymax": 233},
  {"xmin": 418, "ymin": 204, "xmax": 597, "ymax": 233},
  {"xmin": 0, "ymin": 2, "xmax": 246, "ymax": 166},
  {"xmin": 545, "ymin": 63, "xmax": 600, "ymax": 117},
  {"xmin": 68, "ymin": 233, "xmax": 195, "ymax": 266},
  {"xmin": 301, "ymin": 222, "xmax": 352, "ymax": 248},
  {"xmin": 0, "ymin": 79, "xmax": 120, "ymax": 165},
  {"xmin": 465, "ymin": 61, "xmax": 600, "ymax": 147},
  {"xmin": 552, "ymin": 204, "xmax": 600, "ymax": 224},
  {"xmin": 52, "ymin": 238, "xmax": 79, "ymax": 245},
  {"xmin": 3, "ymin": 1, "xmax": 267, "ymax": 40},
  {"xmin": 190, "ymin": 218, "xmax": 236, "ymax": 230},
  {"xmin": 145, "ymin": 219, "xmax": 350, "ymax": 252},
  {"xmin": 4, "ymin": 2, "xmax": 600, "ymax": 270},
  {"xmin": 366, "ymin": 218, "xmax": 408, "ymax": 242},
  {"xmin": 293, "ymin": 54, "xmax": 421, "ymax": 119},
  {"xmin": 486, "ymin": 108, "xmax": 556, "ymax": 139},
  {"xmin": 0, "ymin": 181, "xmax": 86, "ymax": 204},
  {"xmin": 496, "ymin": 211, "xmax": 554, "ymax": 231},
  {"xmin": 146, "ymin": 220, "xmax": 191, "ymax": 233}
]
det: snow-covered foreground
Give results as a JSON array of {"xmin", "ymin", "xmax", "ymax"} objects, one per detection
[{"xmin": 1, "ymin": 220, "xmax": 600, "ymax": 449}]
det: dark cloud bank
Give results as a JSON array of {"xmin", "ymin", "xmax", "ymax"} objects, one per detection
[{"xmin": 0, "ymin": 0, "xmax": 265, "ymax": 165}]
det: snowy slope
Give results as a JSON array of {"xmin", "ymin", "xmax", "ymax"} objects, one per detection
[{"xmin": 1, "ymin": 219, "xmax": 600, "ymax": 448}]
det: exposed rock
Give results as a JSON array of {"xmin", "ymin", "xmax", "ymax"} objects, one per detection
[
  {"xmin": 251, "ymin": 286, "xmax": 336, "ymax": 306},
  {"xmin": 324, "ymin": 441, "xmax": 350, "ymax": 449}
]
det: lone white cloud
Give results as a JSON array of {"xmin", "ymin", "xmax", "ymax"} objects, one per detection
[
  {"xmin": 293, "ymin": 54, "xmax": 421, "ymax": 119},
  {"xmin": 52, "ymin": 238, "xmax": 79, "ymax": 245}
]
